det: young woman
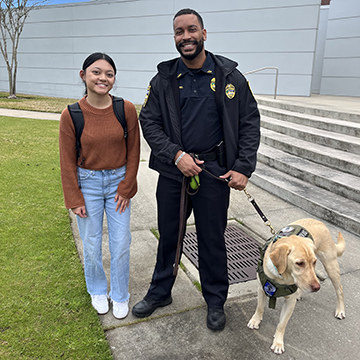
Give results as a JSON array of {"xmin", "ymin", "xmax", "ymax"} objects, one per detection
[{"xmin": 59, "ymin": 53, "xmax": 140, "ymax": 319}]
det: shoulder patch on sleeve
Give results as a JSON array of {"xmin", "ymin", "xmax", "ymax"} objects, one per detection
[
  {"xmin": 143, "ymin": 85, "xmax": 151, "ymax": 107},
  {"xmin": 247, "ymin": 81, "xmax": 254, "ymax": 96}
]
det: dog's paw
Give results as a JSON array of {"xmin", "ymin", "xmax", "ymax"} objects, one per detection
[
  {"xmin": 247, "ymin": 316, "xmax": 261, "ymax": 329},
  {"xmin": 271, "ymin": 341, "xmax": 285, "ymax": 355},
  {"xmin": 335, "ymin": 308, "xmax": 345, "ymax": 320}
]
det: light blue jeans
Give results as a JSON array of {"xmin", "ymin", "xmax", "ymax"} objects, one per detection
[{"xmin": 76, "ymin": 166, "xmax": 131, "ymax": 303}]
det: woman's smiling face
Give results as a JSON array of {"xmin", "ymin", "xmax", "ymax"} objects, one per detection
[{"xmin": 80, "ymin": 59, "xmax": 115, "ymax": 96}]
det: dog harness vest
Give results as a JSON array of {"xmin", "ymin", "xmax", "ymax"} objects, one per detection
[{"xmin": 257, "ymin": 225, "xmax": 314, "ymax": 309}]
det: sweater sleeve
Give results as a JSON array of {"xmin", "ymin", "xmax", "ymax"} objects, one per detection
[
  {"xmin": 116, "ymin": 100, "xmax": 140, "ymax": 199},
  {"xmin": 59, "ymin": 107, "xmax": 85, "ymax": 209}
]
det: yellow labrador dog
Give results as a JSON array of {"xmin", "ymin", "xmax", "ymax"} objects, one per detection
[{"xmin": 247, "ymin": 218, "xmax": 345, "ymax": 354}]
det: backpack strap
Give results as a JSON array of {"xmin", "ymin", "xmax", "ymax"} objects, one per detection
[
  {"xmin": 112, "ymin": 96, "xmax": 127, "ymax": 143},
  {"xmin": 67, "ymin": 102, "xmax": 84, "ymax": 161}
]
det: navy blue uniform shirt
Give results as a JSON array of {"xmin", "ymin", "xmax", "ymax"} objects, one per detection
[{"xmin": 177, "ymin": 55, "xmax": 223, "ymax": 153}]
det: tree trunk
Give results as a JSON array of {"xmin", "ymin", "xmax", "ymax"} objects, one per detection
[
  {"xmin": 10, "ymin": 68, "xmax": 16, "ymax": 98},
  {"xmin": 7, "ymin": 67, "xmax": 16, "ymax": 98}
]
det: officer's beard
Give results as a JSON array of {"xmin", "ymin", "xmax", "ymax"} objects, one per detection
[{"xmin": 176, "ymin": 37, "xmax": 205, "ymax": 61}]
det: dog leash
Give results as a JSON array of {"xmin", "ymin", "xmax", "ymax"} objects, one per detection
[
  {"xmin": 198, "ymin": 161, "xmax": 276, "ymax": 235},
  {"xmin": 173, "ymin": 160, "xmax": 276, "ymax": 276},
  {"xmin": 243, "ymin": 188, "xmax": 276, "ymax": 235},
  {"xmin": 173, "ymin": 176, "xmax": 201, "ymax": 276}
]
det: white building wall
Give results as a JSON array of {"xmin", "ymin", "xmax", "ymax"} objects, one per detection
[
  {"xmin": 320, "ymin": 0, "xmax": 360, "ymax": 96},
  {"xmin": 0, "ymin": 0, "xmax": 321, "ymax": 104}
]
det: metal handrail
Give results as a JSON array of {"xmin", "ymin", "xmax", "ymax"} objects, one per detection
[{"xmin": 244, "ymin": 67, "xmax": 279, "ymax": 99}]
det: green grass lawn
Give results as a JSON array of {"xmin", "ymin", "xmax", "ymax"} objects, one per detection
[
  {"xmin": 0, "ymin": 92, "xmax": 142, "ymax": 114},
  {"xmin": 0, "ymin": 92, "xmax": 79, "ymax": 113},
  {"xmin": 0, "ymin": 116, "xmax": 113, "ymax": 359}
]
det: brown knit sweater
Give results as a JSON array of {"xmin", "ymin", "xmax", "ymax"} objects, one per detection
[{"xmin": 59, "ymin": 96, "xmax": 140, "ymax": 209}]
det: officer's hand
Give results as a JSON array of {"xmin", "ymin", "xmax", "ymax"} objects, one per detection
[
  {"xmin": 175, "ymin": 152, "xmax": 203, "ymax": 177},
  {"xmin": 220, "ymin": 170, "xmax": 248, "ymax": 191}
]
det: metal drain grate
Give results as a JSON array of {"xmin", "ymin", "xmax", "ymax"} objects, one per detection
[{"xmin": 183, "ymin": 225, "xmax": 261, "ymax": 284}]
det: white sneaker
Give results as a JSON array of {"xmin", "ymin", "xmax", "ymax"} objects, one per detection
[
  {"xmin": 112, "ymin": 299, "xmax": 129, "ymax": 319},
  {"xmin": 91, "ymin": 295, "xmax": 109, "ymax": 314}
]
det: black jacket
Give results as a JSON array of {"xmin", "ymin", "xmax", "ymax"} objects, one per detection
[{"xmin": 139, "ymin": 51, "xmax": 261, "ymax": 182}]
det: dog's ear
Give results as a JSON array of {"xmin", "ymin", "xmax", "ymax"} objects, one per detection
[{"xmin": 270, "ymin": 244, "xmax": 291, "ymax": 274}]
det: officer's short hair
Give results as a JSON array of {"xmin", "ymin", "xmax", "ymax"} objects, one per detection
[{"xmin": 173, "ymin": 8, "xmax": 204, "ymax": 29}]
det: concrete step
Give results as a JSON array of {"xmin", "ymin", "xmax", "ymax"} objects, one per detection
[
  {"xmin": 259, "ymin": 105, "xmax": 360, "ymax": 137},
  {"xmin": 258, "ymin": 143, "xmax": 360, "ymax": 203},
  {"xmin": 261, "ymin": 116, "xmax": 360, "ymax": 155},
  {"xmin": 254, "ymin": 96, "xmax": 360, "ymax": 235},
  {"xmin": 256, "ymin": 96, "xmax": 360, "ymax": 123},
  {"xmin": 251, "ymin": 163, "xmax": 360, "ymax": 235},
  {"xmin": 261, "ymin": 128, "xmax": 360, "ymax": 177}
]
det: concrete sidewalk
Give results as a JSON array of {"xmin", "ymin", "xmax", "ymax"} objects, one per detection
[
  {"xmin": 2, "ymin": 97, "xmax": 360, "ymax": 359},
  {"xmin": 0, "ymin": 108, "xmax": 60, "ymax": 120},
  {"xmin": 71, "ymin": 133, "xmax": 360, "ymax": 360}
]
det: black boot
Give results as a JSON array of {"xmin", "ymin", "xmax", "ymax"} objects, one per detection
[
  {"xmin": 132, "ymin": 296, "xmax": 172, "ymax": 318},
  {"xmin": 207, "ymin": 307, "xmax": 226, "ymax": 331}
]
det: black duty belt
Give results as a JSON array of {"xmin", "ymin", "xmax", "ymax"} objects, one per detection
[
  {"xmin": 194, "ymin": 151, "xmax": 217, "ymax": 161},
  {"xmin": 194, "ymin": 140, "xmax": 225, "ymax": 163}
]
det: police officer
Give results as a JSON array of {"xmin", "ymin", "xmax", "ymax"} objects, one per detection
[{"xmin": 132, "ymin": 8, "xmax": 261, "ymax": 331}]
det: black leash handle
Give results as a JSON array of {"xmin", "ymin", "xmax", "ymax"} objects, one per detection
[{"xmin": 243, "ymin": 188, "xmax": 276, "ymax": 235}]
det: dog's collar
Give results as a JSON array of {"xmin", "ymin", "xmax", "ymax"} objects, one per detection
[{"xmin": 257, "ymin": 224, "xmax": 314, "ymax": 309}]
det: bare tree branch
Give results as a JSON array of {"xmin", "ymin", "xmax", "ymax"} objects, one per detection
[{"xmin": 0, "ymin": 0, "xmax": 48, "ymax": 98}]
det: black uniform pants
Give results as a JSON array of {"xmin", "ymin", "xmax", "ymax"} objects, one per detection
[{"xmin": 145, "ymin": 166, "xmax": 230, "ymax": 308}]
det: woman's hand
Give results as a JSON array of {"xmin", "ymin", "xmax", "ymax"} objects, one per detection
[
  {"xmin": 114, "ymin": 193, "xmax": 130, "ymax": 214},
  {"xmin": 71, "ymin": 206, "xmax": 87, "ymax": 218}
]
